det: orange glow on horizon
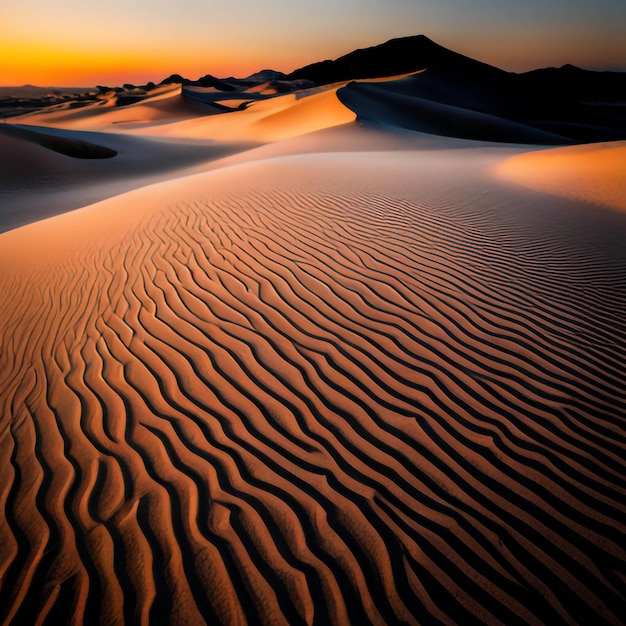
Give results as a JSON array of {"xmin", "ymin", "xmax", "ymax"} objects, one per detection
[
  {"xmin": 1, "ymin": 0, "xmax": 624, "ymax": 88},
  {"xmin": 1, "ymin": 30, "xmax": 624, "ymax": 88},
  {"xmin": 0, "ymin": 36, "xmax": 280, "ymax": 87}
]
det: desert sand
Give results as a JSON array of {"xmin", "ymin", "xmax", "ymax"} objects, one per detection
[
  {"xmin": 498, "ymin": 141, "xmax": 626, "ymax": 212},
  {"xmin": 0, "ymin": 60, "xmax": 625, "ymax": 625}
]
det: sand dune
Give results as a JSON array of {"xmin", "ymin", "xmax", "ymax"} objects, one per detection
[
  {"xmin": 337, "ymin": 79, "xmax": 569, "ymax": 144},
  {"xmin": 10, "ymin": 85, "xmax": 215, "ymax": 132},
  {"xmin": 497, "ymin": 141, "xmax": 626, "ymax": 212},
  {"xmin": 0, "ymin": 85, "xmax": 364, "ymax": 233},
  {"xmin": 0, "ymin": 124, "xmax": 255, "ymax": 233},
  {"xmin": 128, "ymin": 86, "xmax": 356, "ymax": 142},
  {"xmin": 11, "ymin": 83, "xmax": 356, "ymax": 142},
  {"xmin": 1, "ymin": 40, "xmax": 625, "ymax": 622},
  {"xmin": 0, "ymin": 123, "xmax": 117, "ymax": 158},
  {"xmin": 1, "ymin": 145, "xmax": 624, "ymax": 624}
]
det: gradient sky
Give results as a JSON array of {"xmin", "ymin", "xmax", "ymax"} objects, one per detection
[{"xmin": 2, "ymin": 0, "xmax": 625, "ymax": 86}]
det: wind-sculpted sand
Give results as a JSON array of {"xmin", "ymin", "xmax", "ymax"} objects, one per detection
[
  {"xmin": 497, "ymin": 141, "xmax": 626, "ymax": 212},
  {"xmin": 1, "ymin": 148, "xmax": 624, "ymax": 625},
  {"xmin": 134, "ymin": 87, "xmax": 357, "ymax": 143}
]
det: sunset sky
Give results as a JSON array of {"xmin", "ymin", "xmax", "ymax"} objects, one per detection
[{"xmin": 2, "ymin": 0, "xmax": 625, "ymax": 86}]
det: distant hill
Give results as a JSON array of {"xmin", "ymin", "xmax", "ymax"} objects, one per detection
[
  {"xmin": 517, "ymin": 64, "xmax": 626, "ymax": 102},
  {"xmin": 244, "ymin": 70, "xmax": 286, "ymax": 83},
  {"xmin": 0, "ymin": 85, "xmax": 94, "ymax": 98},
  {"xmin": 160, "ymin": 73, "xmax": 238, "ymax": 91},
  {"xmin": 285, "ymin": 35, "xmax": 506, "ymax": 84}
]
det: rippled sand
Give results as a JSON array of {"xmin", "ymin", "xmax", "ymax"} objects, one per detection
[{"xmin": 1, "ymin": 84, "xmax": 625, "ymax": 625}]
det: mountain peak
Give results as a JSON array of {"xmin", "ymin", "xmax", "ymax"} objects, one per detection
[
  {"xmin": 284, "ymin": 34, "xmax": 502, "ymax": 85},
  {"xmin": 244, "ymin": 69, "xmax": 286, "ymax": 83}
]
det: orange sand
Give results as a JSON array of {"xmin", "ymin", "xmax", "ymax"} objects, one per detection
[
  {"xmin": 497, "ymin": 141, "xmax": 626, "ymax": 212},
  {"xmin": 0, "ymin": 73, "xmax": 625, "ymax": 625}
]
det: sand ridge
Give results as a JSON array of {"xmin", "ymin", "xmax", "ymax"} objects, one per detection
[{"xmin": 128, "ymin": 86, "xmax": 357, "ymax": 143}]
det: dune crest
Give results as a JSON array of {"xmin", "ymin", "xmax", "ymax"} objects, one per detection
[
  {"xmin": 134, "ymin": 87, "xmax": 356, "ymax": 142},
  {"xmin": 0, "ymin": 124, "xmax": 117, "ymax": 159}
]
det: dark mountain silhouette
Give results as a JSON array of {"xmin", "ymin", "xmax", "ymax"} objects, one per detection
[
  {"xmin": 160, "ymin": 73, "xmax": 238, "ymax": 91},
  {"xmin": 160, "ymin": 73, "xmax": 190, "ymax": 85},
  {"xmin": 517, "ymin": 64, "xmax": 626, "ymax": 102},
  {"xmin": 286, "ymin": 34, "xmax": 506, "ymax": 84},
  {"xmin": 244, "ymin": 69, "xmax": 286, "ymax": 83}
]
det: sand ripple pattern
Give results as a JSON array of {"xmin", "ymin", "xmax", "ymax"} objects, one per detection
[{"xmin": 1, "ymin": 164, "xmax": 625, "ymax": 625}]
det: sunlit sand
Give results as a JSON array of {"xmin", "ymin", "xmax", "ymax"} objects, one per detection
[
  {"xmin": 1, "ymin": 37, "xmax": 624, "ymax": 625},
  {"xmin": 498, "ymin": 142, "xmax": 626, "ymax": 212}
]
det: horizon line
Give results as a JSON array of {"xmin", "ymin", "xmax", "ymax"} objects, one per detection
[{"xmin": 2, "ymin": 32, "xmax": 626, "ymax": 90}]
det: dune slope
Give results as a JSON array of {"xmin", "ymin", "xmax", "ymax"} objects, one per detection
[
  {"xmin": 337, "ymin": 79, "xmax": 569, "ymax": 144},
  {"xmin": 136, "ymin": 87, "xmax": 356, "ymax": 143},
  {"xmin": 0, "ymin": 149, "xmax": 624, "ymax": 625},
  {"xmin": 0, "ymin": 125, "xmax": 254, "ymax": 233},
  {"xmin": 9, "ymin": 84, "xmax": 215, "ymax": 132},
  {"xmin": 498, "ymin": 141, "xmax": 626, "ymax": 212},
  {"xmin": 0, "ymin": 124, "xmax": 116, "ymax": 159}
]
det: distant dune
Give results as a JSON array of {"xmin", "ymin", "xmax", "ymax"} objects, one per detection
[
  {"xmin": 336, "ymin": 79, "xmax": 569, "ymax": 144},
  {"xmin": 0, "ymin": 85, "xmax": 95, "ymax": 98},
  {"xmin": 0, "ymin": 35, "xmax": 625, "ymax": 626},
  {"xmin": 0, "ymin": 124, "xmax": 117, "ymax": 158},
  {"xmin": 498, "ymin": 141, "xmax": 626, "ymax": 212}
]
